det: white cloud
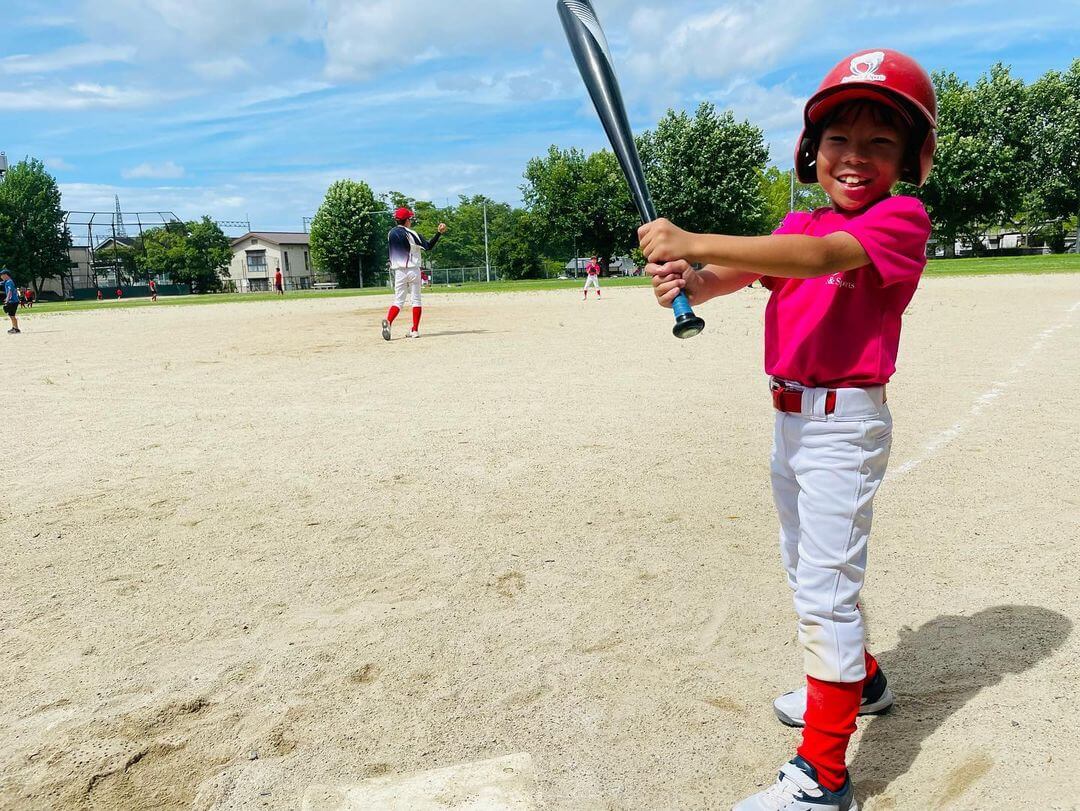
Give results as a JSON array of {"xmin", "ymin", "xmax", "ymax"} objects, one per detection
[
  {"xmin": 191, "ymin": 57, "xmax": 254, "ymax": 81},
  {"xmin": 318, "ymin": 0, "xmax": 638, "ymax": 81},
  {"xmin": 1, "ymin": 43, "xmax": 135, "ymax": 74},
  {"xmin": 0, "ymin": 82, "xmax": 156, "ymax": 110},
  {"xmin": 625, "ymin": 1, "xmax": 821, "ymax": 89},
  {"xmin": 122, "ymin": 161, "xmax": 186, "ymax": 180},
  {"xmin": 77, "ymin": 0, "xmax": 320, "ymax": 59},
  {"xmin": 45, "ymin": 157, "xmax": 75, "ymax": 171}
]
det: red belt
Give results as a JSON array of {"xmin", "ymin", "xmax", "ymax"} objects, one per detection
[
  {"xmin": 772, "ymin": 384, "xmax": 835, "ymax": 414},
  {"xmin": 771, "ymin": 381, "xmax": 886, "ymax": 415}
]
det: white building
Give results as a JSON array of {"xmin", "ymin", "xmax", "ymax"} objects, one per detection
[{"xmin": 229, "ymin": 232, "xmax": 313, "ymax": 292}]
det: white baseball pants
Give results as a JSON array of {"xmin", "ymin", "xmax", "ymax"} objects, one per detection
[
  {"xmin": 769, "ymin": 382, "xmax": 892, "ymax": 683},
  {"xmin": 583, "ymin": 275, "xmax": 600, "ymax": 291},
  {"xmin": 393, "ymin": 268, "xmax": 422, "ymax": 308}
]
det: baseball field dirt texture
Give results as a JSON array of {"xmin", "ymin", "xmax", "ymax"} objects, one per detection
[{"xmin": 3, "ymin": 274, "xmax": 1078, "ymax": 809}]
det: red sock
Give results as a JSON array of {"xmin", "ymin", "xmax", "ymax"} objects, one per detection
[
  {"xmin": 797, "ymin": 676, "xmax": 861, "ymax": 792},
  {"xmin": 386, "ymin": 305, "xmax": 400, "ymax": 324},
  {"xmin": 864, "ymin": 650, "xmax": 880, "ymax": 681},
  {"xmin": 412, "ymin": 306, "xmax": 422, "ymax": 332}
]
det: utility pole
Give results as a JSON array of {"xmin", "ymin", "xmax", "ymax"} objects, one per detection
[
  {"xmin": 0, "ymin": 152, "xmax": 7, "ymax": 183},
  {"xmin": 483, "ymin": 200, "xmax": 491, "ymax": 283}
]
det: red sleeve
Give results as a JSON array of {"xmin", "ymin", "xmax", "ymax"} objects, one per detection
[{"xmin": 837, "ymin": 196, "xmax": 931, "ymax": 287}]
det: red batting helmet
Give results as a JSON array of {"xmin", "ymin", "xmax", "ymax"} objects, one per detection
[
  {"xmin": 795, "ymin": 49, "xmax": 937, "ymax": 187},
  {"xmin": 394, "ymin": 207, "xmax": 414, "ymax": 221}
]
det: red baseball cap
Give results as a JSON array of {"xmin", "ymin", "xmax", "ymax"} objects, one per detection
[{"xmin": 394, "ymin": 207, "xmax": 415, "ymax": 221}]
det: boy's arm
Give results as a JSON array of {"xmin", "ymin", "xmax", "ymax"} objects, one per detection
[
  {"xmin": 647, "ymin": 261, "xmax": 759, "ymax": 307},
  {"xmin": 696, "ymin": 265, "xmax": 761, "ymax": 300},
  {"xmin": 640, "ymin": 219, "xmax": 869, "ymax": 279}
]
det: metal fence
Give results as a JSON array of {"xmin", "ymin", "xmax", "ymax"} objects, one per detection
[{"xmin": 426, "ymin": 266, "xmax": 500, "ymax": 286}]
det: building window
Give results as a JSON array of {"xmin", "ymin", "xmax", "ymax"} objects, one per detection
[
  {"xmin": 246, "ymin": 250, "xmax": 267, "ymax": 273},
  {"xmin": 250, "ymin": 238, "xmax": 258, "ymax": 245},
  {"xmin": 304, "ymin": 250, "xmax": 310, "ymax": 272},
  {"xmin": 284, "ymin": 252, "xmax": 291, "ymax": 273}
]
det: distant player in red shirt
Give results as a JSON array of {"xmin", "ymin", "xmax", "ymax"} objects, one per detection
[
  {"xmin": 149, "ymin": 279, "xmax": 158, "ymax": 301},
  {"xmin": 115, "ymin": 287, "xmax": 123, "ymax": 299},
  {"xmin": 274, "ymin": 268, "xmax": 284, "ymax": 295},
  {"xmin": 96, "ymin": 289, "xmax": 103, "ymax": 301},
  {"xmin": 22, "ymin": 288, "xmax": 34, "ymax": 308},
  {"xmin": 583, "ymin": 256, "xmax": 601, "ymax": 299}
]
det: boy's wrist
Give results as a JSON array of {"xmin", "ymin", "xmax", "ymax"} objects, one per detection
[{"xmin": 687, "ymin": 233, "xmax": 709, "ymax": 265}]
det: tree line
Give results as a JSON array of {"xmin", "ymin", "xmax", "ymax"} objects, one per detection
[
  {"xmin": 314, "ymin": 58, "xmax": 1078, "ymax": 284},
  {"xmin": 2, "ymin": 58, "xmax": 1074, "ymax": 295},
  {"xmin": 0, "ymin": 157, "xmax": 232, "ymax": 295}
]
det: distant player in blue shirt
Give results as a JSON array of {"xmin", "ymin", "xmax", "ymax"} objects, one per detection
[
  {"xmin": 2, "ymin": 268, "xmax": 20, "ymax": 334},
  {"xmin": 381, "ymin": 207, "xmax": 447, "ymax": 341}
]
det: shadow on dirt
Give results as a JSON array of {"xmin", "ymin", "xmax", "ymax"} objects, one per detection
[{"xmin": 852, "ymin": 605, "xmax": 1072, "ymax": 804}]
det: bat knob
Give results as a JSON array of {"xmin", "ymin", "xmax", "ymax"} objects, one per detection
[{"xmin": 672, "ymin": 312, "xmax": 705, "ymax": 339}]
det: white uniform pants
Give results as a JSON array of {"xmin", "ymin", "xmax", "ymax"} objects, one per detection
[
  {"xmin": 583, "ymin": 274, "xmax": 600, "ymax": 291},
  {"xmin": 769, "ymin": 381, "xmax": 892, "ymax": 683},
  {"xmin": 393, "ymin": 268, "xmax": 422, "ymax": 308}
]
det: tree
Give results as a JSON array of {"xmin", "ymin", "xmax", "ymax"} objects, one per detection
[
  {"xmin": 139, "ymin": 223, "xmax": 188, "ymax": 286},
  {"xmin": 523, "ymin": 146, "xmax": 638, "ymax": 274},
  {"xmin": 492, "ymin": 209, "xmax": 544, "ymax": 279},
  {"xmin": 310, "ymin": 179, "xmax": 382, "ymax": 287},
  {"xmin": 97, "ymin": 241, "xmax": 141, "ymax": 285},
  {"xmin": 1021, "ymin": 59, "xmax": 1080, "ymax": 252},
  {"xmin": 917, "ymin": 66, "xmax": 1027, "ymax": 256},
  {"xmin": 639, "ymin": 102, "xmax": 771, "ymax": 236},
  {"xmin": 759, "ymin": 166, "xmax": 830, "ymax": 232},
  {"xmin": 137, "ymin": 218, "xmax": 230, "ymax": 293},
  {"xmin": 423, "ymin": 195, "xmax": 506, "ymax": 270},
  {"xmin": 183, "ymin": 217, "xmax": 232, "ymax": 292},
  {"xmin": 0, "ymin": 157, "xmax": 71, "ymax": 293}
]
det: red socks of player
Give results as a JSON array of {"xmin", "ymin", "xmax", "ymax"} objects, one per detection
[
  {"xmin": 864, "ymin": 649, "xmax": 880, "ymax": 681},
  {"xmin": 385, "ymin": 306, "xmax": 421, "ymax": 332},
  {"xmin": 796, "ymin": 650, "xmax": 881, "ymax": 791},
  {"xmin": 797, "ymin": 676, "xmax": 861, "ymax": 791}
]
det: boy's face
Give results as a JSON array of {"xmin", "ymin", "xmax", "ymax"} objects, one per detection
[{"xmin": 815, "ymin": 106, "xmax": 907, "ymax": 211}]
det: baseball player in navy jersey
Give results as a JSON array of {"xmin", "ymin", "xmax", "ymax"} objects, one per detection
[{"xmin": 381, "ymin": 207, "xmax": 447, "ymax": 340}]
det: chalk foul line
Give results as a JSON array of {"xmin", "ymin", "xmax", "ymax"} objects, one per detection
[{"xmin": 892, "ymin": 298, "xmax": 1080, "ymax": 480}]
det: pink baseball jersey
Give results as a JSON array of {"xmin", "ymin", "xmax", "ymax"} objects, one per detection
[
  {"xmin": 760, "ymin": 195, "xmax": 931, "ymax": 388},
  {"xmin": 586, "ymin": 261, "xmax": 600, "ymax": 275}
]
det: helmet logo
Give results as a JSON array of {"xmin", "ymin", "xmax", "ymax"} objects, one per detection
[{"xmin": 841, "ymin": 51, "xmax": 886, "ymax": 83}]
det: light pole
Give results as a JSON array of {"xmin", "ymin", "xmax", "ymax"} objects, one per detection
[
  {"xmin": 483, "ymin": 200, "xmax": 491, "ymax": 283},
  {"xmin": 0, "ymin": 152, "xmax": 8, "ymax": 183}
]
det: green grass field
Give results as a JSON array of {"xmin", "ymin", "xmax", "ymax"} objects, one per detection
[{"xmin": 24, "ymin": 253, "xmax": 1079, "ymax": 314}]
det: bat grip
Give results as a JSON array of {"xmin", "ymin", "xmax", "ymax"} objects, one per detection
[{"xmin": 671, "ymin": 291, "xmax": 693, "ymax": 320}]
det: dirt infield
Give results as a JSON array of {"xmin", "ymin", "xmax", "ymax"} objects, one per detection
[{"xmin": 3, "ymin": 274, "xmax": 1079, "ymax": 810}]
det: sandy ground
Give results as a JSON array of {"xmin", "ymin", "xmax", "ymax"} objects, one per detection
[{"xmin": 2, "ymin": 275, "xmax": 1079, "ymax": 811}]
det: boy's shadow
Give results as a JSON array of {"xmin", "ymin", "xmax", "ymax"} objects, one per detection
[{"xmin": 852, "ymin": 605, "xmax": 1072, "ymax": 803}]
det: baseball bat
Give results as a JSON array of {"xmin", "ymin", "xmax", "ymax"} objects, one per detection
[{"xmin": 556, "ymin": 0, "xmax": 705, "ymax": 339}]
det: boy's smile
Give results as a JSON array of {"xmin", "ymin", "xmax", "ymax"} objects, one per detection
[{"xmin": 815, "ymin": 105, "xmax": 908, "ymax": 211}]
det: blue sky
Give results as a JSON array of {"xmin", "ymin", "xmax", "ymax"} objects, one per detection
[{"xmin": 2, "ymin": 0, "xmax": 1076, "ymax": 232}]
